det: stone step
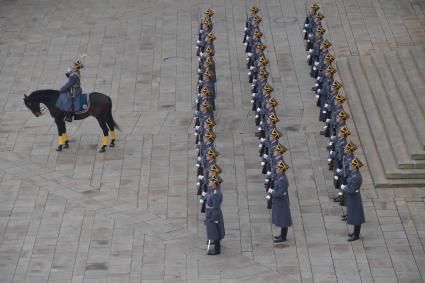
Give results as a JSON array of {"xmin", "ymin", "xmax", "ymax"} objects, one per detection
[
  {"xmin": 347, "ymin": 57, "xmax": 425, "ymax": 178},
  {"xmin": 372, "ymin": 51, "xmax": 425, "ymax": 161},
  {"xmin": 400, "ymin": 46, "xmax": 425, "ymax": 139},
  {"xmin": 337, "ymin": 57, "xmax": 425, "ymax": 188},
  {"xmin": 359, "ymin": 54, "xmax": 425, "ymax": 169},
  {"xmin": 385, "ymin": 49, "xmax": 425, "ymax": 151}
]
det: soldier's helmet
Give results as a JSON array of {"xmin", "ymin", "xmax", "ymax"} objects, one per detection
[
  {"xmin": 259, "ymin": 68, "xmax": 270, "ymax": 77},
  {"xmin": 335, "ymin": 93, "xmax": 347, "ymax": 103},
  {"xmin": 210, "ymin": 164, "xmax": 223, "ymax": 174},
  {"xmin": 210, "ymin": 174, "xmax": 220, "ymax": 185},
  {"xmin": 315, "ymin": 13, "xmax": 325, "ymax": 21},
  {"xmin": 310, "ymin": 3, "xmax": 320, "ymax": 12},
  {"xmin": 332, "ymin": 80, "xmax": 343, "ymax": 90},
  {"xmin": 204, "ymin": 8, "xmax": 214, "ymax": 17},
  {"xmin": 338, "ymin": 110, "xmax": 350, "ymax": 120},
  {"xmin": 351, "ymin": 158, "xmax": 364, "ymax": 169},
  {"xmin": 254, "ymin": 29, "xmax": 263, "ymax": 38},
  {"xmin": 257, "ymin": 42, "xmax": 266, "ymax": 51},
  {"xmin": 259, "ymin": 56, "xmax": 269, "ymax": 66},
  {"xmin": 204, "ymin": 70, "xmax": 214, "ymax": 79},
  {"xmin": 204, "ymin": 130, "xmax": 216, "ymax": 142},
  {"xmin": 205, "ymin": 57, "xmax": 214, "ymax": 67},
  {"xmin": 205, "ymin": 47, "xmax": 215, "ymax": 56},
  {"xmin": 263, "ymin": 83, "xmax": 274, "ymax": 94},
  {"xmin": 207, "ymin": 148, "xmax": 219, "ymax": 158},
  {"xmin": 276, "ymin": 160, "xmax": 290, "ymax": 171},
  {"xmin": 207, "ymin": 32, "xmax": 216, "ymax": 41},
  {"xmin": 345, "ymin": 141, "xmax": 358, "ymax": 153},
  {"xmin": 275, "ymin": 143, "xmax": 288, "ymax": 155},
  {"xmin": 73, "ymin": 59, "xmax": 84, "ymax": 70},
  {"xmin": 326, "ymin": 65, "xmax": 337, "ymax": 75},
  {"xmin": 201, "ymin": 100, "xmax": 213, "ymax": 111},
  {"xmin": 250, "ymin": 5, "xmax": 259, "ymax": 13},
  {"xmin": 268, "ymin": 113, "xmax": 280, "ymax": 124},
  {"xmin": 340, "ymin": 126, "xmax": 351, "ymax": 137},
  {"xmin": 253, "ymin": 15, "xmax": 262, "ymax": 24},
  {"xmin": 321, "ymin": 39, "xmax": 332, "ymax": 49},
  {"xmin": 267, "ymin": 97, "xmax": 278, "ymax": 107},
  {"xmin": 316, "ymin": 27, "xmax": 326, "ymax": 35},
  {"xmin": 201, "ymin": 86, "xmax": 211, "ymax": 96},
  {"xmin": 271, "ymin": 128, "xmax": 282, "ymax": 139},
  {"xmin": 203, "ymin": 18, "xmax": 213, "ymax": 28},
  {"xmin": 205, "ymin": 117, "xmax": 216, "ymax": 127},
  {"xmin": 325, "ymin": 54, "xmax": 336, "ymax": 63}
]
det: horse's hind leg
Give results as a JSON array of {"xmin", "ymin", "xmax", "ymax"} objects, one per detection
[
  {"xmin": 106, "ymin": 111, "xmax": 116, "ymax": 147},
  {"xmin": 55, "ymin": 118, "xmax": 66, "ymax": 151},
  {"xmin": 96, "ymin": 116, "xmax": 109, "ymax": 153}
]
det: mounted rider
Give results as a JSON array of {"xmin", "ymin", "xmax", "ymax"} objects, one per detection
[{"xmin": 56, "ymin": 56, "xmax": 85, "ymax": 122}]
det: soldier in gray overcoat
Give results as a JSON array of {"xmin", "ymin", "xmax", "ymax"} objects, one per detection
[
  {"xmin": 204, "ymin": 175, "xmax": 225, "ymax": 255},
  {"xmin": 341, "ymin": 158, "xmax": 365, "ymax": 241},
  {"xmin": 266, "ymin": 160, "xmax": 292, "ymax": 243}
]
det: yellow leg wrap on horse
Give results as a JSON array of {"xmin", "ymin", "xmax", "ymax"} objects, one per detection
[
  {"xmin": 59, "ymin": 136, "xmax": 64, "ymax": 145},
  {"xmin": 63, "ymin": 133, "xmax": 69, "ymax": 142},
  {"xmin": 103, "ymin": 136, "xmax": 108, "ymax": 146},
  {"xmin": 110, "ymin": 131, "xmax": 116, "ymax": 140}
]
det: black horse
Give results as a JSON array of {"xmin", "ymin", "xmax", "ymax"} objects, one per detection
[{"xmin": 23, "ymin": 89, "xmax": 120, "ymax": 152}]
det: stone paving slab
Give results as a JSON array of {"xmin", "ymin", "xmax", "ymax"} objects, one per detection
[{"xmin": 1, "ymin": 0, "xmax": 425, "ymax": 282}]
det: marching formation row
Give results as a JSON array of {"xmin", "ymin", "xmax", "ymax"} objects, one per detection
[
  {"xmin": 304, "ymin": 3, "xmax": 365, "ymax": 241},
  {"xmin": 194, "ymin": 9, "xmax": 225, "ymax": 255},
  {"xmin": 244, "ymin": 6, "xmax": 292, "ymax": 243}
]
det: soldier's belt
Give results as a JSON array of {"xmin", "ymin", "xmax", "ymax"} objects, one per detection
[{"xmin": 206, "ymin": 204, "xmax": 213, "ymax": 209}]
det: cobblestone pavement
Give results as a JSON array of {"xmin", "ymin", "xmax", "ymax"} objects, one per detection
[{"xmin": 0, "ymin": 0, "xmax": 425, "ymax": 282}]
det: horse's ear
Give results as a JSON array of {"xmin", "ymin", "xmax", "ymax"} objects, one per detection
[{"xmin": 23, "ymin": 94, "xmax": 27, "ymax": 100}]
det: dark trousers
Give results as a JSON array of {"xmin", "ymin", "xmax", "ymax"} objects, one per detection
[
  {"xmin": 354, "ymin": 225, "xmax": 361, "ymax": 238},
  {"xmin": 281, "ymin": 227, "xmax": 288, "ymax": 239}
]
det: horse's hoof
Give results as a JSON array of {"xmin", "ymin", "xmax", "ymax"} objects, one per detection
[
  {"xmin": 109, "ymin": 140, "xmax": 115, "ymax": 147},
  {"xmin": 64, "ymin": 142, "xmax": 69, "ymax": 149},
  {"xmin": 56, "ymin": 145, "xmax": 63, "ymax": 152}
]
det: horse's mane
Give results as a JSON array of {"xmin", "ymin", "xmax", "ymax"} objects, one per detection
[{"xmin": 28, "ymin": 89, "xmax": 60, "ymax": 101}]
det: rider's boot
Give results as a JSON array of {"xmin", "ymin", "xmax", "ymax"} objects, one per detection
[{"xmin": 65, "ymin": 112, "xmax": 73, "ymax": 122}]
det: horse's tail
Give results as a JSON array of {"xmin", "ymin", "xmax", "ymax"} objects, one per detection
[{"xmin": 107, "ymin": 96, "xmax": 121, "ymax": 132}]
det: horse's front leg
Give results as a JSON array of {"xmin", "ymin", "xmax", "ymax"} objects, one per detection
[{"xmin": 55, "ymin": 118, "xmax": 65, "ymax": 151}]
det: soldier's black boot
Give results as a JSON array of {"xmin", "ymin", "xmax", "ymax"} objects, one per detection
[
  {"xmin": 208, "ymin": 240, "xmax": 220, "ymax": 255},
  {"xmin": 348, "ymin": 225, "xmax": 361, "ymax": 241},
  {"xmin": 65, "ymin": 112, "xmax": 73, "ymax": 122},
  {"xmin": 273, "ymin": 227, "xmax": 288, "ymax": 243}
]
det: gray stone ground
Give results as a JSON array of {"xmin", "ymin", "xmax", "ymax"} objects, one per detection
[{"xmin": 0, "ymin": 0, "xmax": 424, "ymax": 282}]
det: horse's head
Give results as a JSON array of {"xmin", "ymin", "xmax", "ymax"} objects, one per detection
[{"xmin": 23, "ymin": 94, "xmax": 42, "ymax": 117}]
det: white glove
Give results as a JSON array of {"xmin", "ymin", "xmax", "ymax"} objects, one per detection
[
  {"xmin": 252, "ymin": 93, "xmax": 256, "ymax": 97},
  {"xmin": 244, "ymin": 27, "xmax": 248, "ymax": 31},
  {"xmin": 197, "ymin": 93, "xmax": 201, "ymax": 97},
  {"xmin": 324, "ymin": 103, "xmax": 328, "ymax": 108},
  {"xmin": 196, "ymin": 182, "xmax": 200, "ymax": 187},
  {"xmin": 246, "ymin": 36, "xmax": 250, "ymax": 40},
  {"xmin": 196, "ymin": 46, "xmax": 199, "ymax": 49},
  {"xmin": 197, "ymin": 40, "xmax": 201, "ymax": 44},
  {"xmin": 265, "ymin": 195, "xmax": 271, "ymax": 200},
  {"xmin": 202, "ymin": 191, "xmax": 207, "ymax": 197},
  {"xmin": 247, "ymin": 52, "xmax": 252, "ymax": 57},
  {"xmin": 314, "ymin": 83, "xmax": 319, "ymax": 87},
  {"xmin": 260, "ymin": 138, "xmax": 265, "ymax": 142},
  {"xmin": 263, "ymin": 154, "xmax": 268, "ymax": 159},
  {"xmin": 200, "ymin": 52, "xmax": 204, "ymax": 56},
  {"xmin": 322, "ymin": 111, "xmax": 326, "ymax": 114},
  {"xmin": 308, "ymin": 48, "xmax": 313, "ymax": 53},
  {"xmin": 195, "ymin": 163, "xmax": 200, "ymax": 168},
  {"xmin": 250, "ymin": 66, "xmax": 255, "ymax": 70},
  {"xmin": 200, "ymin": 198, "xmax": 204, "ymax": 204},
  {"xmin": 316, "ymin": 94, "xmax": 319, "ymax": 98},
  {"xmin": 198, "ymin": 57, "xmax": 200, "ymax": 61},
  {"xmin": 317, "ymin": 76, "xmax": 321, "ymax": 80},
  {"xmin": 313, "ymin": 66, "xmax": 317, "ymax": 70},
  {"xmin": 330, "ymin": 150, "xmax": 334, "ymax": 155},
  {"xmin": 256, "ymin": 107, "xmax": 261, "ymax": 112},
  {"xmin": 195, "ymin": 125, "xmax": 200, "ymax": 130},
  {"xmin": 309, "ymin": 34, "xmax": 312, "ymax": 38},
  {"xmin": 253, "ymin": 79, "xmax": 257, "ymax": 83},
  {"xmin": 197, "ymin": 68, "xmax": 201, "ymax": 72},
  {"xmin": 195, "ymin": 99, "xmax": 199, "ymax": 103},
  {"xmin": 197, "ymin": 156, "xmax": 201, "ymax": 161},
  {"xmin": 255, "ymin": 114, "xmax": 259, "ymax": 118},
  {"xmin": 258, "ymin": 144, "xmax": 263, "ymax": 148},
  {"xmin": 268, "ymin": 188, "xmax": 273, "ymax": 194},
  {"xmin": 323, "ymin": 125, "xmax": 328, "ymax": 129},
  {"xmin": 307, "ymin": 55, "xmax": 311, "ymax": 60},
  {"xmin": 194, "ymin": 132, "xmax": 198, "ymax": 136},
  {"xmin": 259, "ymin": 121, "xmax": 263, "ymax": 125},
  {"xmin": 325, "ymin": 119, "xmax": 330, "ymax": 123},
  {"xmin": 328, "ymin": 158, "xmax": 332, "ymax": 162},
  {"xmin": 265, "ymin": 178, "xmax": 269, "ymax": 183},
  {"xmin": 267, "ymin": 171, "xmax": 271, "ymax": 176},
  {"xmin": 258, "ymin": 127, "xmax": 262, "ymax": 131},
  {"xmin": 334, "ymin": 176, "xmax": 339, "ymax": 180},
  {"xmin": 341, "ymin": 184, "xmax": 347, "ymax": 190},
  {"xmin": 251, "ymin": 99, "xmax": 254, "ymax": 103},
  {"xmin": 314, "ymin": 61, "xmax": 319, "ymax": 66},
  {"xmin": 330, "ymin": 136, "xmax": 335, "ymax": 141},
  {"xmin": 198, "ymin": 175, "xmax": 204, "ymax": 180},
  {"xmin": 336, "ymin": 168, "xmax": 341, "ymax": 173},
  {"xmin": 248, "ymin": 72, "xmax": 251, "ymax": 76},
  {"xmin": 261, "ymin": 161, "xmax": 265, "ymax": 166}
]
